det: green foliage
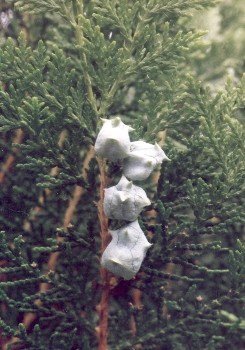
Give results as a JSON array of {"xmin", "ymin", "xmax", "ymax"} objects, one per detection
[
  {"xmin": 228, "ymin": 240, "xmax": 245, "ymax": 290},
  {"xmin": 0, "ymin": 0, "xmax": 244, "ymax": 349}
]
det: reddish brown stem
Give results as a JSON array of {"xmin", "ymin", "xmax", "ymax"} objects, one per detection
[
  {"xmin": 0, "ymin": 129, "xmax": 24, "ymax": 184},
  {"xmin": 129, "ymin": 288, "xmax": 143, "ymax": 338},
  {"xmin": 96, "ymin": 157, "xmax": 110, "ymax": 350},
  {"xmin": 98, "ymin": 269, "xmax": 110, "ymax": 350}
]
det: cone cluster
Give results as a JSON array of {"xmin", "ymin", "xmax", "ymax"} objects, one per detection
[{"xmin": 94, "ymin": 117, "xmax": 169, "ymax": 280}]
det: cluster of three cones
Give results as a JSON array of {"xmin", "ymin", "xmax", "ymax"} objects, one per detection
[{"xmin": 94, "ymin": 117, "xmax": 169, "ymax": 279}]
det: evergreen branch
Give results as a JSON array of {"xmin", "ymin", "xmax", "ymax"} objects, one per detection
[
  {"xmin": 0, "ymin": 1, "xmax": 244, "ymax": 348},
  {"xmin": 33, "ymin": 146, "xmax": 94, "ymax": 291},
  {"xmin": 0, "ymin": 129, "xmax": 24, "ymax": 348},
  {"xmin": 2, "ymin": 130, "xmax": 67, "ymax": 350},
  {"xmin": 0, "ymin": 318, "xmax": 15, "ymax": 336},
  {"xmin": 71, "ymin": 1, "xmax": 98, "ymax": 115},
  {"xmin": 22, "ymin": 130, "xmax": 67, "ymax": 231},
  {"xmin": 74, "ymin": 24, "xmax": 98, "ymax": 115},
  {"xmin": 4, "ymin": 147, "xmax": 94, "ymax": 350},
  {"xmin": 0, "ymin": 275, "xmax": 48, "ymax": 288},
  {"xmin": 162, "ymin": 257, "xmax": 229, "ymax": 274},
  {"xmin": 142, "ymin": 267, "xmax": 204, "ymax": 282}
]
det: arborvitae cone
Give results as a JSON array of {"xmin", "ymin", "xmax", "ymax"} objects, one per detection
[
  {"xmin": 101, "ymin": 220, "xmax": 152, "ymax": 280},
  {"xmin": 94, "ymin": 117, "xmax": 133, "ymax": 161},
  {"xmin": 123, "ymin": 141, "xmax": 169, "ymax": 181},
  {"xmin": 104, "ymin": 175, "xmax": 150, "ymax": 221}
]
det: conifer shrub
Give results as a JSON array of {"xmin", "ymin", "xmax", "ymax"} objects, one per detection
[{"xmin": 0, "ymin": 1, "xmax": 244, "ymax": 349}]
